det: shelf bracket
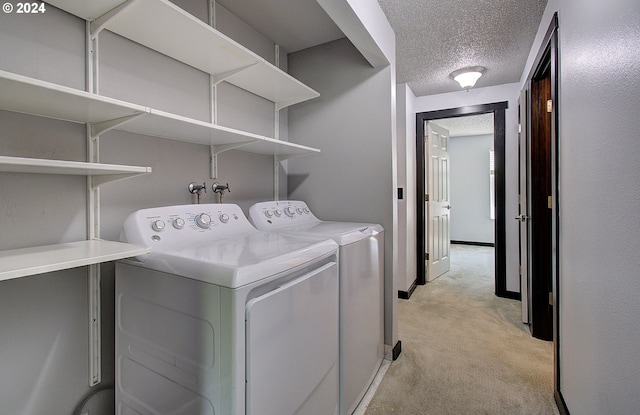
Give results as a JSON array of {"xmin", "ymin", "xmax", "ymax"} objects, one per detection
[
  {"xmin": 211, "ymin": 141, "xmax": 257, "ymax": 155},
  {"xmin": 90, "ymin": 167, "xmax": 152, "ymax": 189},
  {"xmin": 210, "ymin": 141, "xmax": 255, "ymax": 178},
  {"xmin": 90, "ymin": 0, "xmax": 141, "ymax": 39},
  {"xmin": 275, "ymin": 94, "xmax": 320, "ymax": 112},
  {"xmin": 275, "ymin": 154, "xmax": 304, "ymax": 163},
  {"xmin": 210, "ymin": 62, "xmax": 261, "ymax": 86},
  {"xmin": 90, "ymin": 112, "xmax": 147, "ymax": 138}
]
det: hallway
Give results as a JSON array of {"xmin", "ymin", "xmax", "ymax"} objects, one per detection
[{"xmin": 364, "ymin": 244, "xmax": 559, "ymax": 415}]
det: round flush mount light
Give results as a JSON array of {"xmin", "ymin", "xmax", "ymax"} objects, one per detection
[{"xmin": 449, "ymin": 66, "xmax": 486, "ymax": 90}]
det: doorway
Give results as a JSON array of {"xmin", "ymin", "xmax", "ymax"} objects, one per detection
[
  {"xmin": 519, "ymin": 14, "xmax": 558, "ymax": 342},
  {"xmin": 429, "ymin": 115, "xmax": 496, "ymax": 290},
  {"xmin": 416, "ymin": 102, "xmax": 511, "ymax": 298},
  {"xmin": 528, "ymin": 59, "xmax": 553, "ymax": 341},
  {"xmin": 435, "ymin": 114, "xmax": 495, "ymax": 247}
]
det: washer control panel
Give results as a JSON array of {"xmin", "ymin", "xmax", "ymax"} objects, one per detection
[
  {"xmin": 248, "ymin": 200, "xmax": 319, "ymax": 230},
  {"xmin": 121, "ymin": 204, "xmax": 257, "ymax": 254}
]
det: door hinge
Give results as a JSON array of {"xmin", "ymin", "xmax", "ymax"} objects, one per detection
[
  {"xmin": 549, "ymin": 292, "xmax": 554, "ymax": 306},
  {"xmin": 548, "ymin": 196, "xmax": 553, "ymax": 209},
  {"xmin": 547, "ymin": 99, "xmax": 553, "ymax": 113},
  {"xmin": 425, "ymin": 253, "xmax": 429, "ymax": 260},
  {"xmin": 425, "ymin": 194, "xmax": 429, "ymax": 202}
]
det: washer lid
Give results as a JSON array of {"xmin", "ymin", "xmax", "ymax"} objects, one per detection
[
  {"xmin": 269, "ymin": 221, "xmax": 384, "ymax": 246},
  {"xmin": 131, "ymin": 232, "xmax": 338, "ymax": 288}
]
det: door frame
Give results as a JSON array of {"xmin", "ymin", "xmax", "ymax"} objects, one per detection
[
  {"xmin": 524, "ymin": 12, "xmax": 566, "ymax": 414},
  {"xmin": 518, "ymin": 88, "xmax": 531, "ymax": 324},
  {"xmin": 416, "ymin": 102, "xmax": 511, "ymax": 298},
  {"xmin": 528, "ymin": 55, "xmax": 553, "ymax": 341}
]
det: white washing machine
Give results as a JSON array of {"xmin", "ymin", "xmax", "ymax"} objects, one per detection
[
  {"xmin": 249, "ymin": 200, "xmax": 384, "ymax": 415},
  {"xmin": 116, "ymin": 204, "xmax": 339, "ymax": 415}
]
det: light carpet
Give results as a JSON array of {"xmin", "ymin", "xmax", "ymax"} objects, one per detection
[{"xmin": 363, "ymin": 244, "xmax": 559, "ymax": 415}]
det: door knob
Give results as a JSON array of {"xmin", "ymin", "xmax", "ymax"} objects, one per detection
[
  {"xmin": 445, "ymin": 205, "xmax": 451, "ymax": 209},
  {"xmin": 514, "ymin": 215, "xmax": 528, "ymax": 222}
]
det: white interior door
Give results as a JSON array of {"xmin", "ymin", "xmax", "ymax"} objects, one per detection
[
  {"xmin": 518, "ymin": 88, "xmax": 532, "ymax": 324},
  {"xmin": 425, "ymin": 121, "xmax": 451, "ymax": 282}
]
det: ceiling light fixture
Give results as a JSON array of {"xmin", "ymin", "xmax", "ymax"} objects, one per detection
[{"xmin": 449, "ymin": 66, "xmax": 486, "ymax": 90}]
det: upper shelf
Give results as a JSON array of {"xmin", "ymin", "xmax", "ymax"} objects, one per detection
[
  {"xmin": 46, "ymin": 0, "xmax": 320, "ymax": 109},
  {"xmin": 119, "ymin": 108, "xmax": 321, "ymax": 158},
  {"xmin": 0, "ymin": 70, "xmax": 320, "ymax": 158},
  {"xmin": 0, "ymin": 70, "xmax": 146, "ymax": 124}
]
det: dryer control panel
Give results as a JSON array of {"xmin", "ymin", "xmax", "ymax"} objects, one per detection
[{"xmin": 249, "ymin": 200, "xmax": 319, "ymax": 229}]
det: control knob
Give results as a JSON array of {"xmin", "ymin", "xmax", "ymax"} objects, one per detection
[
  {"xmin": 274, "ymin": 209, "xmax": 282, "ymax": 217},
  {"xmin": 285, "ymin": 206, "xmax": 296, "ymax": 217},
  {"xmin": 219, "ymin": 213, "xmax": 230, "ymax": 223},
  {"xmin": 173, "ymin": 218, "xmax": 185, "ymax": 229},
  {"xmin": 296, "ymin": 207, "xmax": 304, "ymax": 215},
  {"xmin": 152, "ymin": 220, "xmax": 166, "ymax": 232},
  {"xmin": 264, "ymin": 210, "xmax": 273, "ymax": 218},
  {"xmin": 195, "ymin": 213, "xmax": 212, "ymax": 229}
]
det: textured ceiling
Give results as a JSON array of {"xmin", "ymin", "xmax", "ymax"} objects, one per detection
[
  {"xmin": 377, "ymin": 0, "xmax": 548, "ymax": 96},
  {"xmin": 216, "ymin": 0, "xmax": 548, "ymax": 97}
]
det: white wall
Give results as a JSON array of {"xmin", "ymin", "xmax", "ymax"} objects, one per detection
[
  {"xmin": 522, "ymin": 1, "xmax": 640, "ymax": 413},
  {"xmin": 447, "ymin": 133, "xmax": 495, "ymax": 244},
  {"xmin": 0, "ymin": 1, "xmax": 292, "ymax": 413},
  {"xmin": 411, "ymin": 83, "xmax": 520, "ymax": 293}
]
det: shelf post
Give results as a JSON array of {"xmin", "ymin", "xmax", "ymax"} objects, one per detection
[
  {"xmin": 274, "ymin": 44, "xmax": 281, "ymax": 201},
  {"xmin": 86, "ymin": 22, "xmax": 101, "ymax": 387},
  {"xmin": 210, "ymin": 0, "xmax": 218, "ymax": 179}
]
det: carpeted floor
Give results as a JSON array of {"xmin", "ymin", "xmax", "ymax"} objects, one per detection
[{"xmin": 363, "ymin": 244, "xmax": 559, "ymax": 415}]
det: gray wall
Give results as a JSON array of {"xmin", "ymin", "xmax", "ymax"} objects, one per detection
[
  {"xmin": 523, "ymin": 1, "xmax": 640, "ymax": 413},
  {"xmin": 0, "ymin": 1, "xmax": 289, "ymax": 413},
  {"xmin": 447, "ymin": 133, "xmax": 495, "ymax": 244},
  {"xmin": 287, "ymin": 38, "xmax": 395, "ymax": 347},
  {"xmin": 395, "ymin": 84, "xmax": 417, "ymax": 293}
]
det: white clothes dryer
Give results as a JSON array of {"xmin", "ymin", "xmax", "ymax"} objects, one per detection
[
  {"xmin": 249, "ymin": 200, "xmax": 384, "ymax": 415},
  {"xmin": 116, "ymin": 204, "xmax": 339, "ymax": 415}
]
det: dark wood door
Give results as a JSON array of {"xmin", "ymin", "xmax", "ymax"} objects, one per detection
[{"xmin": 530, "ymin": 60, "xmax": 553, "ymax": 341}]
